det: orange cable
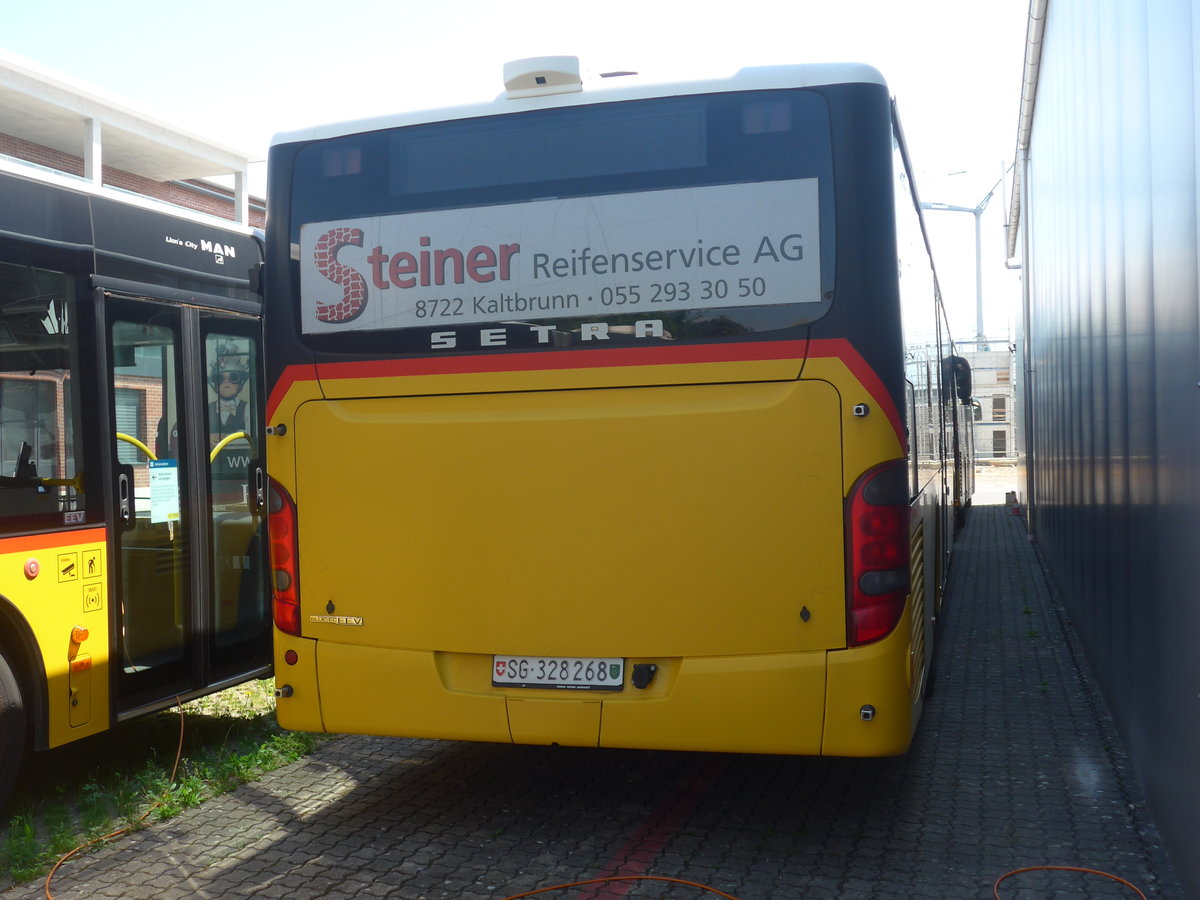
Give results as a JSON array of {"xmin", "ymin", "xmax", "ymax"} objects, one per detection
[
  {"xmin": 994, "ymin": 865, "xmax": 1147, "ymax": 899},
  {"xmin": 44, "ymin": 698, "xmax": 186, "ymax": 900}
]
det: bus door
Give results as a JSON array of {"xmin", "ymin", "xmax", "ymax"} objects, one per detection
[{"xmin": 103, "ymin": 291, "xmax": 269, "ymax": 714}]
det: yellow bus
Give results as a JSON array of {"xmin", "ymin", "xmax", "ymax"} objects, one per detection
[
  {"xmin": 264, "ymin": 58, "xmax": 973, "ymax": 756},
  {"xmin": 0, "ymin": 167, "xmax": 272, "ymax": 804}
]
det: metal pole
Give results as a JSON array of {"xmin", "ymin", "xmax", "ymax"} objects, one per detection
[{"xmin": 974, "ymin": 209, "xmax": 986, "ymax": 347}]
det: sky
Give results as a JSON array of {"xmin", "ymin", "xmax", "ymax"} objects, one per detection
[{"xmin": 2, "ymin": 0, "xmax": 1029, "ymax": 341}]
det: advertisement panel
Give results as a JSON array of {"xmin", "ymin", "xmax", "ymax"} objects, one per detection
[{"xmin": 299, "ymin": 179, "xmax": 821, "ymax": 335}]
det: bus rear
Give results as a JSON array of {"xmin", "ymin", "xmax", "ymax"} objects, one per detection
[{"xmin": 266, "ymin": 60, "xmax": 930, "ymax": 756}]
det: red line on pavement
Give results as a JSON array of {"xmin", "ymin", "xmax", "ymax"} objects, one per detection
[{"xmin": 572, "ymin": 756, "xmax": 728, "ymax": 900}]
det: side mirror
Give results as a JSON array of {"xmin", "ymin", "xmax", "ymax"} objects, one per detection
[
  {"xmin": 942, "ymin": 355, "xmax": 973, "ymax": 405},
  {"xmin": 953, "ymin": 356, "xmax": 972, "ymax": 405}
]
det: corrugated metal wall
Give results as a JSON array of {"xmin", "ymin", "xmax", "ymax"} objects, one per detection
[{"xmin": 1016, "ymin": 0, "xmax": 1200, "ymax": 892}]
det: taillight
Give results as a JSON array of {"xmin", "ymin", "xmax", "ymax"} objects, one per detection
[
  {"xmin": 268, "ymin": 477, "xmax": 302, "ymax": 637},
  {"xmin": 846, "ymin": 460, "xmax": 910, "ymax": 646}
]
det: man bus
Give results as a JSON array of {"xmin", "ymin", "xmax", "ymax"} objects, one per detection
[
  {"xmin": 264, "ymin": 58, "xmax": 973, "ymax": 757},
  {"xmin": 0, "ymin": 166, "xmax": 271, "ymax": 804}
]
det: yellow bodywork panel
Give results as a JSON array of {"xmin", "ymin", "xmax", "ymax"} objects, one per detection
[
  {"xmin": 269, "ymin": 344, "xmax": 926, "ymax": 756},
  {"xmin": 1, "ymin": 528, "xmax": 110, "ymax": 748},
  {"xmin": 798, "ymin": 356, "xmax": 905, "ymax": 490},
  {"xmin": 316, "ymin": 642, "xmax": 510, "ymax": 742},
  {"xmin": 599, "ymin": 650, "xmax": 828, "ymax": 754},
  {"xmin": 822, "ymin": 601, "xmax": 920, "ymax": 757},
  {"xmin": 507, "ymin": 696, "xmax": 601, "ymax": 747},
  {"xmin": 294, "ymin": 379, "xmax": 845, "ymax": 658},
  {"xmin": 285, "ymin": 377, "xmax": 854, "ymax": 751}
]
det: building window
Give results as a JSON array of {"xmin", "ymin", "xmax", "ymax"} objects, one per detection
[
  {"xmin": 997, "ymin": 369, "xmax": 1011, "ymax": 383},
  {"xmin": 114, "ymin": 388, "xmax": 146, "ymax": 464},
  {"xmin": 993, "ymin": 430, "xmax": 1007, "ymax": 457},
  {"xmin": 992, "ymin": 397, "xmax": 1007, "ymax": 422}
]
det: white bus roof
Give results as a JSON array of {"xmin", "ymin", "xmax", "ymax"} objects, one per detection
[{"xmin": 271, "ymin": 61, "xmax": 887, "ymax": 148}]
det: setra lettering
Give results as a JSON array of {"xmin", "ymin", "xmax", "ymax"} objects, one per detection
[{"xmin": 429, "ymin": 320, "xmax": 665, "ymax": 350}]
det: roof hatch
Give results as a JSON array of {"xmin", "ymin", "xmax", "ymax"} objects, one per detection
[{"xmin": 503, "ymin": 56, "xmax": 583, "ymax": 99}]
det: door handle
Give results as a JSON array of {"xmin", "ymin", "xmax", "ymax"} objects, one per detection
[
  {"xmin": 253, "ymin": 464, "xmax": 267, "ymax": 513},
  {"xmin": 118, "ymin": 471, "xmax": 132, "ymax": 524}
]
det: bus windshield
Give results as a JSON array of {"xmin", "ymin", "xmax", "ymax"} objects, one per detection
[{"xmin": 286, "ymin": 89, "xmax": 836, "ymax": 354}]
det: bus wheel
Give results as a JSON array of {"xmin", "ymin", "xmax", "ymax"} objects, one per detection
[{"xmin": 0, "ymin": 651, "xmax": 26, "ymax": 808}]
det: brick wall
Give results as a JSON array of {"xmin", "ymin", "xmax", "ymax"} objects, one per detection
[{"xmin": 0, "ymin": 132, "xmax": 265, "ymax": 229}]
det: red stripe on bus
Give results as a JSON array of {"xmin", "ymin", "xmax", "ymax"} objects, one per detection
[
  {"xmin": 267, "ymin": 339, "xmax": 904, "ymax": 444},
  {"xmin": 1, "ymin": 527, "xmax": 106, "ymax": 554},
  {"xmin": 266, "ymin": 363, "xmax": 319, "ymax": 431}
]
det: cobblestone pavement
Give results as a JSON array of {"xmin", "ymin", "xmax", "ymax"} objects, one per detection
[{"xmin": 5, "ymin": 483, "xmax": 1186, "ymax": 899}]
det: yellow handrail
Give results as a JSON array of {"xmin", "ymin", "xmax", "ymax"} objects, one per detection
[
  {"xmin": 39, "ymin": 472, "xmax": 86, "ymax": 492},
  {"xmin": 115, "ymin": 432, "xmax": 157, "ymax": 461},
  {"xmin": 210, "ymin": 431, "xmax": 251, "ymax": 462},
  {"xmin": 115, "ymin": 430, "xmax": 253, "ymax": 464}
]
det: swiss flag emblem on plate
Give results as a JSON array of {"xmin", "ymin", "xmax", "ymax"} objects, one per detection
[{"xmin": 495, "ymin": 660, "xmax": 507, "ymax": 677}]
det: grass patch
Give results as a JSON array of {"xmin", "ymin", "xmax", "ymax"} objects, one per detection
[{"xmin": 0, "ymin": 679, "xmax": 330, "ymax": 888}]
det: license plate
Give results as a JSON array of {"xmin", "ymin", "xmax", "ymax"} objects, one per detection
[{"xmin": 492, "ymin": 655, "xmax": 624, "ymax": 691}]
